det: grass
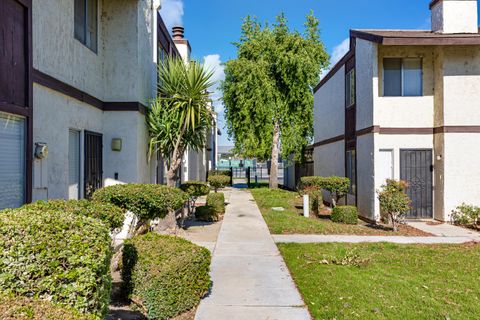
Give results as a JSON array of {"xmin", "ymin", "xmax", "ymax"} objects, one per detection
[
  {"xmin": 250, "ymin": 187, "xmax": 428, "ymax": 236},
  {"xmin": 279, "ymin": 242, "xmax": 480, "ymax": 320}
]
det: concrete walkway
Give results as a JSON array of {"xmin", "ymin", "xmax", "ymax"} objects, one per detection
[
  {"xmin": 195, "ymin": 188, "xmax": 311, "ymax": 320},
  {"xmin": 407, "ymin": 221, "xmax": 480, "ymax": 241}
]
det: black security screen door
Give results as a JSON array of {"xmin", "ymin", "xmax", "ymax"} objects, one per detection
[
  {"xmin": 84, "ymin": 131, "xmax": 103, "ymax": 199},
  {"xmin": 400, "ymin": 149, "xmax": 433, "ymax": 219}
]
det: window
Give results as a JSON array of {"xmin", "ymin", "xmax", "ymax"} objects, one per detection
[
  {"xmin": 346, "ymin": 150, "xmax": 356, "ymax": 195},
  {"xmin": 383, "ymin": 58, "xmax": 422, "ymax": 96},
  {"xmin": 0, "ymin": 112, "xmax": 25, "ymax": 209},
  {"xmin": 74, "ymin": 0, "xmax": 98, "ymax": 52},
  {"xmin": 345, "ymin": 69, "xmax": 355, "ymax": 108}
]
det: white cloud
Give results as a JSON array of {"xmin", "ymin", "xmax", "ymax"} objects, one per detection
[
  {"xmin": 331, "ymin": 38, "xmax": 350, "ymax": 66},
  {"xmin": 203, "ymin": 54, "xmax": 225, "ymax": 112},
  {"xmin": 160, "ymin": 0, "xmax": 184, "ymax": 31}
]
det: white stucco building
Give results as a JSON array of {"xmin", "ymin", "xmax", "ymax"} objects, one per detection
[
  {"xmin": 0, "ymin": 0, "xmax": 216, "ymax": 209},
  {"xmin": 313, "ymin": 0, "xmax": 480, "ymax": 222}
]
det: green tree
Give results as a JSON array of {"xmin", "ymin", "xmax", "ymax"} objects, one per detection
[
  {"xmin": 378, "ymin": 179, "xmax": 412, "ymax": 232},
  {"xmin": 147, "ymin": 57, "xmax": 214, "ymax": 187},
  {"xmin": 222, "ymin": 12, "xmax": 329, "ymax": 188}
]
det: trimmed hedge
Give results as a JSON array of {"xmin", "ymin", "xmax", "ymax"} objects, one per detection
[
  {"xmin": 195, "ymin": 206, "xmax": 219, "ymax": 222},
  {"xmin": 207, "ymin": 192, "xmax": 225, "ymax": 214},
  {"xmin": 122, "ymin": 233, "xmax": 211, "ymax": 319},
  {"xmin": 180, "ymin": 181, "xmax": 210, "ymax": 198},
  {"xmin": 0, "ymin": 295, "xmax": 94, "ymax": 320},
  {"xmin": 208, "ymin": 169, "xmax": 232, "ymax": 177},
  {"xmin": 331, "ymin": 206, "xmax": 358, "ymax": 225},
  {"xmin": 0, "ymin": 208, "xmax": 112, "ymax": 318},
  {"xmin": 208, "ymin": 175, "xmax": 230, "ymax": 192},
  {"xmin": 93, "ymin": 183, "xmax": 188, "ymax": 220},
  {"xmin": 300, "ymin": 176, "xmax": 350, "ymax": 206},
  {"xmin": 22, "ymin": 199, "xmax": 125, "ymax": 231}
]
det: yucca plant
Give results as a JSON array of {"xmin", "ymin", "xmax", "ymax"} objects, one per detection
[{"xmin": 147, "ymin": 57, "xmax": 215, "ymax": 187}]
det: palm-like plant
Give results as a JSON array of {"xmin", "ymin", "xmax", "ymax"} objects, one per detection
[{"xmin": 147, "ymin": 57, "xmax": 214, "ymax": 187}]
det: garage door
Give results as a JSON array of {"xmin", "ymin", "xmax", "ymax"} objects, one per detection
[{"xmin": 0, "ymin": 112, "xmax": 25, "ymax": 209}]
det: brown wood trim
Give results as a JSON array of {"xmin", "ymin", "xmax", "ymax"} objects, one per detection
[
  {"xmin": 314, "ymin": 50, "xmax": 354, "ymax": 93},
  {"xmin": 356, "ymin": 125, "xmax": 380, "ymax": 136},
  {"xmin": 104, "ymin": 102, "xmax": 147, "ymax": 115},
  {"xmin": 33, "ymin": 69, "xmax": 147, "ymax": 114},
  {"xmin": 350, "ymin": 30, "xmax": 384, "ymax": 44},
  {"xmin": 383, "ymin": 37, "xmax": 480, "ymax": 46},
  {"xmin": 434, "ymin": 126, "xmax": 480, "ymax": 133},
  {"xmin": 380, "ymin": 127, "xmax": 434, "ymax": 134},
  {"xmin": 26, "ymin": 0, "xmax": 33, "ymax": 204},
  {"xmin": 310, "ymin": 134, "xmax": 345, "ymax": 148},
  {"xmin": 33, "ymin": 69, "xmax": 104, "ymax": 109},
  {"xmin": 0, "ymin": 103, "xmax": 31, "ymax": 117}
]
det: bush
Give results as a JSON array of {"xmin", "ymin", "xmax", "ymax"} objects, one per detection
[
  {"xmin": 195, "ymin": 206, "xmax": 219, "ymax": 222},
  {"xmin": 208, "ymin": 169, "xmax": 232, "ymax": 177},
  {"xmin": 180, "ymin": 181, "xmax": 210, "ymax": 198},
  {"xmin": 22, "ymin": 199, "xmax": 125, "ymax": 231},
  {"xmin": 122, "ymin": 233, "xmax": 211, "ymax": 319},
  {"xmin": 300, "ymin": 176, "xmax": 350, "ymax": 207},
  {"xmin": 207, "ymin": 192, "xmax": 225, "ymax": 214},
  {"xmin": 378, "ymin": 179, "xmax": 411, "ymax": 231},
  {"xmin": 331, "ymin": 206, "xmax": 358, "ymax": 225},
  {"xmin": 0, "ymin": 295, "xmax": 94, "ymax": 320},
  {"xmin": 451, "ymin": 203, "xmax": 480, "ymax": 228},
  {"xmin": 0, "ymin": 208, "xmax": 112, "ymax": 318},
  {"xmin": 93, "ymin": 183, "xmax": 188, "ymax": 221},
  {"xmin": 208, "ymin": 175, "xmax": 230, "ymax": 192},
  {"xmin": 298, "ymin": 185, "xmax": 323, "ymax": 214}
]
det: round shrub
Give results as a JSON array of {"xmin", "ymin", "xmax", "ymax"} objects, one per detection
[
  {"xmin": 23, "ymin": 199, "xmax": 125, "ymax": 231},
  {"xmin": 207, "ymin": 192, "xmax": 225, "ymax": 214},
  {"xmin": 0, "ymin": 209, "xmax": 112, "ymax": 318},
  {"xmin": 180, "ymin": 181, "xmax": 210, "ymax": 198},
  {"xmin": 122, "ymin": 233, "xmax": 211, "ymax": 319},
  {"xmin": 0, "ymin": 295, "xmax": 94, "ymax": 320},
  {"xmin": 208, "ymin": 175, "xmax": 230, "ymax": 192},
  {"xmin": 195, "ymin": 206, "xmax": 219, "ymax": 222},
  {"xmin": 93, "ymin": 183, "xmax": 188, "ymax": 220},
  {"xmin": 331, "ymin": 206, "xmax": 358, "ymax": 225}
]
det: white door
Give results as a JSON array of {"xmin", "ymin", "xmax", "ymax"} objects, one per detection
[
  {"xmin": 378, "ymin": 149, "xmax": 394, "ymax": 187},
  {"xmin": 68, "ymin": 130, "xmax": 80, "ymax": 200},
  {"xmin": 0, "ymin": 112, "xmax": 26, "ymax": 209}
]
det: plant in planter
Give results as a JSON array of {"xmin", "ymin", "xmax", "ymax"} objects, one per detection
[
  {"xmin": 180, "ymin": 181, "xmax": 210, "ymax": 214},
  {"xmin": 93, "ymin": 183, "xmax": 188, "ymax": 234},
  {"xmin": 377, "ymin": 179, "xmax": 411, "ymax": 232},
  {"xmin": 300, "ymin": 176, "xmax": 350, "ymax": 208},
  {"xmin": 208, "ymin": 175, "xmax": 230, "ymax": 193}
]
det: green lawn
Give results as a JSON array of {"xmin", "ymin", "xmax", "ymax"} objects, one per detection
[
  {"xmin": 279, "ymin": 242, "xmax": 480, "ymax": 320},
  {"xmin": 250, "ymin": 187, "xmax": 427, "ymax": 236}
]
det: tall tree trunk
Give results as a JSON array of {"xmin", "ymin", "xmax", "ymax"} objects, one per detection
[
  {"xmin": 269, "ymin": 121, "xmax": 280, "ymax": 189},
  {"xmin": 166, "ymin": 122, "xmax": 188, "ymax": 187}
]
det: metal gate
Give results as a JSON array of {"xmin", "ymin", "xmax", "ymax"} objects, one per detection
[
  {"xmin": 400, "ymin": 149, "xmax": 433, "ymax": 219},
  {"xmin": 84, "ymin": 131, "xmax": 103, "ymax": 199}
]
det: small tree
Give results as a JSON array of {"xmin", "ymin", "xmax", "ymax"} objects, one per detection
[
  {"xmin": 208, "ymin": 175, "xmax": 230, "ymax": 193},
  {"xmin": 300, "ymin": 176, "xmax": 349, "ymax": 208},
  {"xmin": 377, "ymin": 179, "xmax": 411, "ymax": 232}
]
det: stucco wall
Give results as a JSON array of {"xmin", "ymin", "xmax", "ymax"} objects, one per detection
[
  {"xmin": 33, "ymin": 0, "xmax": 105, "ymax": 99},
  {"xmin": 313, "ymin": 141, "xmax": 344, "ymax": 204},
  {"xmin": 356, "ymin": 134, "xmax": 375, "ymax": 219},
  {"xmin": 314, "ymin": 66, "xmax": 345, "ymax": 142},
  {"xmin": 375, "ymin": 46, "xmax": 435, "ymax": 128},
  {"xmin": 431, "ymin": 0, "xmax": 478, "ymax": 34},
  {"xmin": 356, "ymin": 39, "xmax": 376, "ymax": 131}
]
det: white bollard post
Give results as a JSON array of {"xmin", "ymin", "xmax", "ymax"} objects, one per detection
[{"xmin": 303, "ymin": 194, "xmax": 310, "ymax": 218}]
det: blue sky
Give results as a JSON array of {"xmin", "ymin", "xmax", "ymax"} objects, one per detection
[{"xmin": 160, "ymin": 0, "xmax": 480, "ymax": 146}]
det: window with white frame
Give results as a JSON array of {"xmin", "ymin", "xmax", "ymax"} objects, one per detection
[
  {"xmin": 383, "ymin": 58, "xmax": 422, "ymax": 97},
  {"xmin": 346, "ymin": 150, "xmax": 356, "ymax": 195},
  {"xmin": 74, "ymin": 0, "xmax": 98, "ymax": 52},
  {"xmin": 345, "ymin": 69, "xmax": 355, "ymax": 108}
]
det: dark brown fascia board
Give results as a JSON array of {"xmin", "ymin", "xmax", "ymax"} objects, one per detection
[
  {"xmin": 351, "ymin": 29, "xmax": 480, "ymax": 46},
  {"xmin": 33, "ymin": 69, "xmax": 147, "ymax": 114},
  {"xmin": 311, "ymin": 125, "xmax": 480, "ymax": 148},
  {"xmin": 313, "ymin": 50, "xmax": 354, "ymax": 93},
  {"xmin": 157, "ymin": 12, "xmax": 180, "ymax": 57}
]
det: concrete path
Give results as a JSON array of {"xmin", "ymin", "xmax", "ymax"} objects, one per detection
[
  {"xmin": 407, "ymin": 221, "xmax": 480, "ymax": 241},
  {"xmin": 195, "ymin": 188, "xmax": 311, "ymax": 320},
  {"xmin": 273, "ymin": 234, "xmax": 474, "ymax": 244}
]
